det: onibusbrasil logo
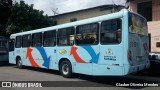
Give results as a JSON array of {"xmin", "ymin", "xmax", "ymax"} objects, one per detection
[{"xmin": 1, "ymin": 82, "xmax": 42, "ymax": 87}]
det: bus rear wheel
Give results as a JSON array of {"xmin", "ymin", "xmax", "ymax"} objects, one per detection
[
  {"xmin": 60, "ymin": 60, "xmax": 72, "ymax": 78},
  {"xmin": 17, "ymin": 58, "xmax": 23, "ymax": 69}
]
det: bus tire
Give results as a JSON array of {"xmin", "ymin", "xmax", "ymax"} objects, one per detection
[
  {"xmin": 16, "ymin": 58, "xmax": 23, "ymax": 69},
  {"xmin": 60, "ymin": 60, "xmax": 72, "ymax": 78}
]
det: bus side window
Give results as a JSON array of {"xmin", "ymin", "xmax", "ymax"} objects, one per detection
[
  {"xmin": 43, "ymin": 30, "xmax": 56, "ymax": 47},
  {"xmin": 57, "ymin": 27, "xmax": 74, "ymax": 46},
  {"xmin": 15, "ymin": 36, "xmax": 22, "ymax": 48},
  {"xmin": 9, "ymin": 39, "xmax": 15, "ymax": 51},
  {"xmin": 22, "ymin": 34, "xmax": 31, "ymax": 47},
  {"xmin": 101, "ymin": 19, "xmax": 121, "ymax": 44},
  {"xmin": 76, "ymin": 23, "xmax": 99, "ymax": 45},
  {"xmin": 32, "ymin": 33, "xmax": 42, "ymax": 47}
]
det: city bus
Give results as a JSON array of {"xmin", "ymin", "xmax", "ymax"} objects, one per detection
[
  {"xmin": 0, "ymin": 36, "xmax": 9, "ymax": 63},
  {"xmin": 9, "ymin": 9, "xmax": 150, "ymax": 77}
]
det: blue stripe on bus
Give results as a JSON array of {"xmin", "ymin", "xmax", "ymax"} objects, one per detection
[
  {"xmin": 36, "ymin": 47, "xmax": 50, "ymax": 68},
  {"xmin": 81, "ymin": 46, "xmax": 100, "ymax": 64}
]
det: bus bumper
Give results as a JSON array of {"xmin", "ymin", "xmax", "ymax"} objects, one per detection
[
  {"xmin": 92, "ymin": 64, "xmax": 124, "ymax": 76},
  {"xmin": 124, "ymin": 62, "xmax": 150, "ymax": 75}
]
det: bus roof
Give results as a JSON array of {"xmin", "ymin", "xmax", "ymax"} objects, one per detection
[{"xmin": 10, "ymin": 9, "xmax": 128, "ymax": 39}]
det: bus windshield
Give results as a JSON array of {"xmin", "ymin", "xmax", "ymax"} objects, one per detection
[{"xmin": 129, "ymin": 13, "xmax": 148, "ymax": 36}]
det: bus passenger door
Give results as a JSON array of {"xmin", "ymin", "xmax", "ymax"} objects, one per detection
[{"xmin": 9, "ymin": 39, "xmax": 16, "ymax": 64}]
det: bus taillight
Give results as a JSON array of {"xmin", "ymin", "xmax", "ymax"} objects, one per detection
[{"xmin": 128, "ymin": 50, "xmax": 133, "ymax": 66}]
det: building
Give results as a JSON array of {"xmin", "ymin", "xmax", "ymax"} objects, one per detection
[
  {"xmin": 127, "ymin": 0, "xmax": 160, "ymax": 52},
  {"xmin": 50, "ymin": 1, "xmax": 159, "ymax": 52},
  {"xmin": 50, "ymin": 5, "xmax": 125, "ymax": 25}
]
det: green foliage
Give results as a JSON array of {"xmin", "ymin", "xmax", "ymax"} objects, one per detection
[
  {"xmin": 6, "ymin": 0, "xmax": 54, "ymax": 35},
  {"xmin": 0, "ymin": 0, "xmax": 12, "ymax": 36}
]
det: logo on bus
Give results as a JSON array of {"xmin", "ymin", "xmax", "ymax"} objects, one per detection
[
  {"xmin": 104, "ymin": 48, "xmax": 116, "ymax": 61},
  {"xmin": 59, "ymin": 49, "xmax": 67, "ymax": 55},
  {"xmin": 106, "ymin": 48, "xmax": 113, "ymax": 55}
]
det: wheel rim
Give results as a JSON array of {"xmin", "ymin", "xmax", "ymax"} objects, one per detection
[
  {"xmin": 18, "ymin": 60, "xmax": 22, "ymax": 67},
  {"xmin": 62, "ymin": 64, "xmax": 69, "ymax": 75}
]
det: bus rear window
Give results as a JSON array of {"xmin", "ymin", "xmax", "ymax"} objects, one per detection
[{"xmin": 129, "ymin": 13, "xmax": 148, "ymax": 36}]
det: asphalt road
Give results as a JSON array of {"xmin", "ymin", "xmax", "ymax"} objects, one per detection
[{"xmin": 0, "ymin": 63, "xmax": 160, "ymax": 90}]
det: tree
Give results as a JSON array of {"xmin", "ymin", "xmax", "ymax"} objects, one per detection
[
  {"xmin": 0, "ymin": 0, "xmax": 12, "ymax": 36},
  {"xmin": 6, "ymin": 1, "xmax": 54, "ymax": 35}
]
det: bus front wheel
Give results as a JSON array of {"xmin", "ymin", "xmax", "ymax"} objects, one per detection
[
  {"xmin": 16, "ymin": 58, "xmax": 23, "ymax": 69},
  {"xmin": 60, "ymin": 60, "xmax": 72, "ymax": 78}
]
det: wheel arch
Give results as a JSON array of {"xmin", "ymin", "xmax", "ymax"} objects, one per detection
[
  {"xmin": 16, "ymin": 55, "xmax": 21, "ymax": 64},
  {"xmin": 58, "ymin": 58, "xmax": 72, "ymax": 71},
  {"xmin": 58, "ymin": 57, "xmax": 73, "ymax": 78}
]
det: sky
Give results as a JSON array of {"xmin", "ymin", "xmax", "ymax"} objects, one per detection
[{"xmin": 13, "ymin": 0, "xmax": 126, "ymax": 16}]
